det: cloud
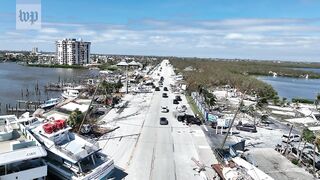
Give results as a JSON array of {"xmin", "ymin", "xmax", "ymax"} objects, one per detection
[{"xmin": 1, "ymin": 18, "xmax": 320, "ymax": 61}]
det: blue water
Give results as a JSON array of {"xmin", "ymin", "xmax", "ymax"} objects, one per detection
[
  {"xmin": 257, "ymin": 76, "xmax": 320, "ymax": 100},
  {"xmin": 0, "ymin": 62, "xmax": 98, "ymax": 114}
]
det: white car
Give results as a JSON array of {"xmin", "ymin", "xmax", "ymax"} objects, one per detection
[
  {"xmin": 282, "ymin": 134, "xmax": 301, "ymax": 143},
  {"xmin": 161, "ymin": 106, "xmax": 169, "ymax": 113}
]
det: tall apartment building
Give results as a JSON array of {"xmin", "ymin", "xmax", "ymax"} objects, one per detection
[{"xmin": 56, "ymin": 38, "xmax": 91, "ymax": 65}]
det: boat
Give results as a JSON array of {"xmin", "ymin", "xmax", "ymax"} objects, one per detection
[
  {"xmin": 61, "ymin": 89, "xmax": 79, "ymax": 99},
  {"xmin": 26, "ymin": 117, "xmax": 114, "ymax": 180},
  {"xmin": 0, "ymin": 115, "xmax": 48, "ymax": 180},
  {"xmin": 40, "ymin": 98, "xmax": 60, "ymax": 109}
]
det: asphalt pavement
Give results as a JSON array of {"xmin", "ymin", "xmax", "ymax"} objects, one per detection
[{"xmin": 100, "ymin": 60, "xmax": 216, "ymax": 180}]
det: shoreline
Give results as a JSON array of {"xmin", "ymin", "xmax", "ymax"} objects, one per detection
[{"xmin": 24, "ymin": 63, "xmax": 86, "ymax": 69}]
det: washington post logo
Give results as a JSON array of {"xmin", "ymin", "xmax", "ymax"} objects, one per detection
[{"xmin": 16, "ymin": 0, "xmax": 41, "ymax": 29}]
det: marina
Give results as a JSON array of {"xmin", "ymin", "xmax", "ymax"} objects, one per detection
[{"xmin": 0, "ymin": 62, "xmax": 98, "ymax": 114}]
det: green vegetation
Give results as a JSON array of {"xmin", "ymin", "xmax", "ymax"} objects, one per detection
[
  {"xmin": 292, "ymin": 98, "xmax": 314, "ymax": 104},
  {"xmin": 171, "ymin": 58, "xmax": 278, "ymax": 99},
  {"xmin": 100, "ymin": 80, "xmax": 123, "ymax": 94},
  {"xmin": 291, "ymin": 159, "xmax": 299, "ymax": 165},
  {"xmin": 99, "ymin": 62, "xmax": 118, "ymax": 71},
  {"xmin": 186, "ymin": 94, "xmax": 204, "ymax": 121},
  {"xmin": 26, "ymin": 63, "xmax": 86, "ymax": 69},
  {"xmin": 67, "ymin": 108, "xmax": 84, "ymax": 129},
  {"xmin": 199, "ymin": 86, "xmax": 217, "ymax": 108}
]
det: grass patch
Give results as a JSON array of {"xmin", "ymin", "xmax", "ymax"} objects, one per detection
[
  {"xmin": 186, "ymin": 94, "xmax": 205, "ymax": 122},
  {"xmin": 292, "ymin": 98, "xmax": 314, "ymax": 104}
]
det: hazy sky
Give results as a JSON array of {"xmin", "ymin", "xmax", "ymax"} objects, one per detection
[{"xmin": 1, "ymin": 0, "xmax": 320, "ymax": 61}]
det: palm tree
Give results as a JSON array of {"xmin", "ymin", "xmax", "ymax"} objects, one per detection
[
  {"xmin": 313, "ymin": 136, "xmax": 320, "ymax": 174},
  {"xmin": 298, "ymin": 128, "xmax": 315, "ymax": 164}
]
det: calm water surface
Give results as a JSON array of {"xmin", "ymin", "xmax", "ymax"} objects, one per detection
[
  {"xmin": 0, "ymin": 62, "xmax": 98, "ymax": 114},
  {"xmin": 257, "ymin": 76, "xmax": 320, "ymax": 100}
]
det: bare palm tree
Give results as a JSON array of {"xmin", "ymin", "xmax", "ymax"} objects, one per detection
[{"xmin": 299, "ymin": 128, "xmax": 315, "ymax": 164}]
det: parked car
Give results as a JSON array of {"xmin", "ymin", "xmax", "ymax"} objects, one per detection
[
  {"xmin": 177, "ymin": 115, "xmax": 185, "ymax": 122},
  {"xmin": 155, "ymin": 87, "xmax": 160, "ymax": 91},
  {"xmin": 162, "ymin": 93, "xmax": 168, "ymax": 98},
  {"xmin": 186, "ymin": 115, "xmax": 202, "ymax": 125},
  {"xmin": 236, "ymin": 123, "xmax": 257, "ymax": 133},
  {"xmin": 175, "ymin": 95, "xmax": 182, "ymax": 101},
  {"xmin": 173, "ymin": 99, "xmax": 179, "ymax": 104},
  {"xmin": 282, "ymin": 134, "xmax": 301, "ymax": 143},
  {"xmin": 163, "ymin": 87, "xmax": 168, "ymax": 91},
  {"xmin": 160, "ymin": 117, "xmax": 168, "ymax": 125},
  {"xmin": 161, "ymin": 106, "xmax": 169, "ymax": 113}
]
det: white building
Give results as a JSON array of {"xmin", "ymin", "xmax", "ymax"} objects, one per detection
[
  {"xmin": 56, "ymin": 38, "xmax": 91, "ymax": 65},
  {"xmin": 31, "ymin": 47, "xmax": 38, "ymax": 54},
  {"xmin": 38, "ymin": 54, "xmax": 56, "ymax": 64}
]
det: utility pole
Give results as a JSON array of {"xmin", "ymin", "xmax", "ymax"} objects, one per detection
[
  {"xmin": 77, "ymin": 79, "xmax": 102, "ymax": 134},
  {"xmin": 220, "ymin": 91, "xmax": 246, "ymax": 149},
  {"xmin": 126, "ymin": 66, "xmax": 129, "ymax": 94}
]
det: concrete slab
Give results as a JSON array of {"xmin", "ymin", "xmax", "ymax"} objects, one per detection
[{"xmin": 250, "ymin": 148, "xmax": 314, "ymax": 180}]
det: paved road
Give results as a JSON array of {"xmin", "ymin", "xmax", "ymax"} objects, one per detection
[
  {"xmin": 99, "ymin": 60, "xmax": 215, "ymax": 179},
  {"xmin": 126, "ymin": 60, "xmax": 204, "ymax": 180}
]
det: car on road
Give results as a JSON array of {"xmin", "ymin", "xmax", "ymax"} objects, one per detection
[
  {"xmin": 163, "ymin": 87, "xmax": 168, "ymax": 91},
  {"xmin": 282, "ymin": 134, "xmax": 300, "ymax": 143},
  {"xmin": 162, "ymin": 93, "xmax": 168, "ymax": 98},
  {"xmin": 173, "ymin": 99, "xmax": 179, "ymax": 104},
  {"xmin": 185, "ymin": 115, "xmax": 202, "ymax": 125},
  {"xmin": 177, "ymin": 115, "xmax": 185, "ymax": 122},
  {"xmin": 236, "ymin": 123, "xmax": 257, "ymax": 133},
  {"xmin": 160, "ymin": 117, "xmax": 168, "ymax": 125},
  {"xmin": 175, "ymin": 95, "xmax": 182, "ymax": 101},
  {"xmin": 161, "ymin": 106, "xmax": 169, "ymax": 113},
  {"xmin": 155, "ymin": 87, "xmax": 160, "ymax": 91}
]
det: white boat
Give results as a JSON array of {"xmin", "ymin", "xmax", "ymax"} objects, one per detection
[
  {"xmin": 0, "ymin": 115, "xmax": 48, "ymax": 180},
  {"xmin": 27, "ymin": 117, "xmax": 114, "ymax": 180},
  {"xmin": 61, "ymin": 89, "xmax": 79, "ymax": 99},
  {"xmin": 40, "ymin": 98, "xmax": 60, "ymax": 109}
]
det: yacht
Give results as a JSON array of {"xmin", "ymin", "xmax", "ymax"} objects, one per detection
[
  {"xmin": 61, "ymin": 89, "xmax": 79, "ymax": 99},
  {"xmin": 27, "ymin": 116, "xmax": 114, "ymax": 180},
  {"xmin": 0, "ymin": 115, "xmax": 48, "ymax": 180},
  {"xmin": 40, "ymin": 98, "xmax": 60, "ymax": 109}
]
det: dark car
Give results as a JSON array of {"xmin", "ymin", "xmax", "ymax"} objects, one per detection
[
  {"xmin": 173, "ymin": 99, "xmax": 179, "ymax": 104},
  {"xmin": 177, "ymin": 115, "xmax": 185, "ymax": 122},
  {"xmin": 155, "ymin": 87, "xmax": 160, "ymax": 91},
  {"xmin": 162, "ymin": 93, "xmax": 168, "ymax": 98},
  {"xmin": 185, "ymin": 115, "xmax": 202, "ymax": 125},
  {"xmin": 160, "ymin": 76, "xmax": 164, "ymax": 81},
  {"xmin": 163, "ymin": 87, "xmax": 168, "ymax": 91},
  {"xmin": 175, "ymin": 95, "xmax": 182, "ymax": 101},
  {"xmin": 160, "ymin": 117, "xmax": 168, "ymax": 125},
  {"xmin": 236, "ymin": 123, "xmax": 257, "ymax": 133}
]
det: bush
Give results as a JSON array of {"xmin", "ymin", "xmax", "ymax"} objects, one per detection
[
  {"xmin": 291, "ymin": 159, "xmax": 299, "ymax": 165},
  {"xmin": 292, "ymin": 98, "xmax": 314, "ymax": 104}
]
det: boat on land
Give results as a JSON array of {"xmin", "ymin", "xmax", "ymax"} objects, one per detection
[
  {"xmin": 0, "ymin": 115, "xmax": 48, "ymax": 180},
  {"xmin": 40, "ymin": 98, "xmax": 61, "ymax": 109},
  {"xmin": 25, "ymin": 116, "xmax": 114, "ymax": 180},
  {"xmin": 61, "ymin": 89, "xmax": 80, "ymax": 99}
]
